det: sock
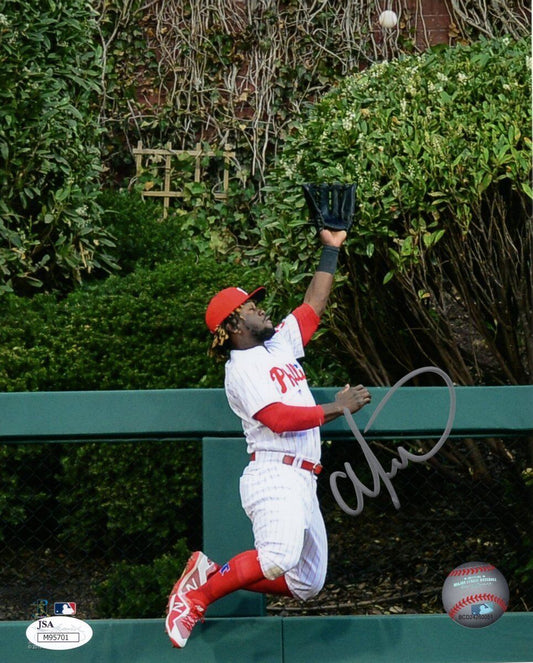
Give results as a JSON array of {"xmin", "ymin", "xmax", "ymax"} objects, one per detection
[
  {"xmin": 188, "ymin": 550, "xmax": 265, "ymax": 607},
  {"xmin": 244, "ymin": 574, "xmax": 293, "ymax": 597}
]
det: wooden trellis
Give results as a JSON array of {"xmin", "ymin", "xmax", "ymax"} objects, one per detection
[{"xmin": 132, "ymin": 141, "xmax": 236, "ymax": 217}]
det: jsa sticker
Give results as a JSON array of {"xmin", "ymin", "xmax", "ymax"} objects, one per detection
[{"xmin": 26, "ymin": 616, "xmax": 93, "ymax": 651}]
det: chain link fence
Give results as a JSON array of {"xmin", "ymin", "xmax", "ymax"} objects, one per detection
[{"xmin": 1, "ymin": 435, "xmax": 531, "ymax": 620}]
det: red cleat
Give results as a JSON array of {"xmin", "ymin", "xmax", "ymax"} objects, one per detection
[{"xmin": 165, "ymin": 551, "xmax": 219, "ymax": 648}]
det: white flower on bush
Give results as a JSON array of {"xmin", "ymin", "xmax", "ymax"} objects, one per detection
[
  {"xmin": 282, "ymin": 163, "xmax": 294, "ymax": 178},
  {"xmin": 342, "ymin": 110, "xmax": 358, "ymax": 132}
]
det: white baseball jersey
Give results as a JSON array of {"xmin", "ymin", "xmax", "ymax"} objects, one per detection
[{"xmin": 224, "ymin": 312, "xmax": 321, "ymax": 462}]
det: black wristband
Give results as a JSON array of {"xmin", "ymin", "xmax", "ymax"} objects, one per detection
[{"xmin": 317, "ymin": 245, "xmax": 339, "ymax": 274}]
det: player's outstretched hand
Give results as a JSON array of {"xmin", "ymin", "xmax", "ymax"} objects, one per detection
[
  {"xmin": 335, "ymin": 384, "xmax": 371, "ymax": 414},
  {"xmin": 321, "ymin": 384, "xmax": 371, "ymax": 424}
]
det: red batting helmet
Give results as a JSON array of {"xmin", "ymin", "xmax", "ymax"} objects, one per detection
[{"xmin": 205, "ymin": 286, "xmax": 266, "ymax": 333}]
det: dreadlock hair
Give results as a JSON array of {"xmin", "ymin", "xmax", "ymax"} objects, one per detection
[{"xmin": 208, "ymin": 307, "xmax": 243, "ymax": 360}]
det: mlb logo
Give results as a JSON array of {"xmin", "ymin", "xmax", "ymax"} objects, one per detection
[
  {"xmin": 54, "ymin": 602, "xmax": 76, "ymax": 616},
  {"xmin": 472, "ymin": 603, "xmax": 493, "ymax": 616}
]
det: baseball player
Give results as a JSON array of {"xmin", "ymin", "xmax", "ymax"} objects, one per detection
[{"xmin": 165, "ymin": 226, "xmax": 371, "ymax": 648}]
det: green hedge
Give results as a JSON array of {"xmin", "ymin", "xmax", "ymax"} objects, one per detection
[
  {"xmin": 57, "ymin": 440, "xmax": 202, "ymax": 563},
  {"xmin": 0, "ymin": 253, "xmax": 270, "ymax": 392},
  {"xmin": 97, "ymin": 190, "xmax": 187, "ymax": 274},
  {"xmin": 95, "ymin": 542, "xmax": 191, "ymax": 618}
]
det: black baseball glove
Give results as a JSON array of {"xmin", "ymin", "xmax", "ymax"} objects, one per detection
[{"xmin": 302, "ymin": 183, "xmax": 357, "ymax": 233}]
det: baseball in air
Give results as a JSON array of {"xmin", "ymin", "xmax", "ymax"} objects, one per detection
[
  {"xmin": 442, "ymin": 561, "xmax": 509, "ymax": 629},
  {"xmin": 379, "ymin": 10, "xmax": 398, "ymax": 29}
]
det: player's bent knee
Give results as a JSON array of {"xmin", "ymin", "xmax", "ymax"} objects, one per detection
[
  {"xmin": 262, "ymin": 563, "xmax": 285, "ymax": 581},
  {"xmin": 258, "ymin": 549, "xmax": 301, "ymax": 580}
]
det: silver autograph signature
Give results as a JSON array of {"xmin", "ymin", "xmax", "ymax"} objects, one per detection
[{"xmin": 330, "ymin": 366, "xmax": 456, "ymax": 516}]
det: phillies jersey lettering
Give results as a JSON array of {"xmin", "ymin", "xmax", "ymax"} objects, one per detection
[{"xmin": 270, "ymin": 363, "xmax": 306, "ymax": 393}]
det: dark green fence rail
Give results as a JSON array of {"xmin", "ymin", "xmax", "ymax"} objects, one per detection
[{"xmin": 1, "ymin": 385, "xmax": 531, "ymax": 442}]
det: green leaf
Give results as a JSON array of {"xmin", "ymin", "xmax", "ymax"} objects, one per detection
[{"xmin": 522, "ymin": 181, "xmax": 533, "ymax": 199}]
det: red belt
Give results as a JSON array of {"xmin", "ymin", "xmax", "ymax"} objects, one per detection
[{"xmin": 250, "ymin": 453, "xmax": 322, "ymax": 475}]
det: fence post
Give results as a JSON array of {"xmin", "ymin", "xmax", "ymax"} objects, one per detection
[{"xmin": 162, "ymin": 142, "xmax": 172, "ymax": 218}]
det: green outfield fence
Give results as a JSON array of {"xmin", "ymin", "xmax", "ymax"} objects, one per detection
[{"xmin": 1, "ymin": 385, "xmax": 532, "ymax": 662}]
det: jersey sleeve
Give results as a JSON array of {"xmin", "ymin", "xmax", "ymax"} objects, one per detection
[
  {"xmin": 268, "ymin": 312, "xmax": 304, "ymax": 359},
  {"xmin": 254, "ymin": 402, "xmax": 325, "ymax": 433},
  {"xmin": 291, "ymin": 303, "xmax": 320, "ymax": 346},
  {"xmin": 267, "ymin": 304, "xmax": 320, "ymax": 358}
]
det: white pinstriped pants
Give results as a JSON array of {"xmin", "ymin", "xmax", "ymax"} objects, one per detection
[{"xmin": 239, "ymin": 459, "xmax": 328, "ymax": 600}]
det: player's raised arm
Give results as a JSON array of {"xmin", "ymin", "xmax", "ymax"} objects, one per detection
[
  {"xmin": 301, "ymin": 183, "xmax": 356, "ymax": 318},
  {"xmin": 303, "ymin": 228, "xmax": 347, "ymax": 318}
]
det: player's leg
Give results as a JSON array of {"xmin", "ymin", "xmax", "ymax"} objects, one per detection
[
  {"xmin": 190, "ymin": 462, "xmax": 306, "ymax": 603},
  {"xmin": 243, "ymin": 573, "xmax": 293, "ymax": 596},
  {"xmin": 166, "ymin": 548, "xmax": 268, "ymax": 648},
  {"xmin": 283, "ymin": 484, "xmax": 328, "ymax": 600},
  {"xmin": 165, "ymin": 464, "xmax": 308, "ymax": 648},
  {"xmin": 187, "ymin": 549, "xmax": 264, "ymax": 605},
  {"xmin": 240, "ymin": 463, "xmax": 311, "ymax": 583},
  {"xmin": 241, "ymin": 469, "xmax": 327, "ymax": 600}
]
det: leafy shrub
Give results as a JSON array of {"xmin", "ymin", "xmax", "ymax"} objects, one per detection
[
  {"xmin": 98, "ymin": 178, "xmax": 258, "ymax": 275},
  {"xmin": 0, "ymin": 444, "xmax": 61, "ymax": 543},
  {"xmin": 0, "ymin": 0, "xmax": 117, "ymax": 294},
  {"xmin": 0, "ymin": 293, "xmax": 56, "ymax": 391},
  {"xmin": 0, "ymin": 253, "xmax": 269, "ymax": 392},
  {"xmin": 97, "ymin": 190, "xmax": 181, "ymax": 273},
  {"xmin": 95, "ymin": 541, "xmax": 190, "ymax": 618},
  {"xmin": 44, "ymin": 260, "xmax": 228, "ymax": 390},
  {"xmin": 57, "ymin": 440, "xmax": 202, "ymax": 562},
  {"xmin": 254, "ymin": 36, "xmax": 532, "ymax": 386}
]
